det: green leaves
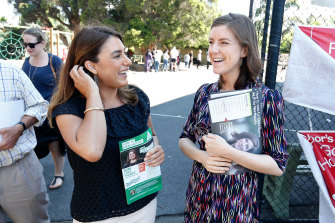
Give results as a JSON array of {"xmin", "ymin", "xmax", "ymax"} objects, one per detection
[
  {"xmin": 9, "ymin": 0, "xmax": 219, "ymax": 50},
  {"xmin": 121, "ymin": 0, "xmax": 219, "ymax": 50}
]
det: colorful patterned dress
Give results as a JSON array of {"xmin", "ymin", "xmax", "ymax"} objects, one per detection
[{"xmin": 180, "ymin": 82, "xmax": 289, "ymax": 223}]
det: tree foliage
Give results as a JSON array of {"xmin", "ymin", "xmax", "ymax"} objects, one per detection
[
  {"xmin": 8, "ymin": 0, "xmax": 79, "ymax": 32},
  {"xmin": 0, "ymin": 17, "xmax": 7, "ymax": 24},
  {"xmin": 117, "ymin": 0, "xmax": 219, "ymax": 52},
  {"xmin": 8, "ymin": 0, "xmax": 219, "ymax": 51}
]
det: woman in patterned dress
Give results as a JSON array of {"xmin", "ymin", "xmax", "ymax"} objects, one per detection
[{"xmin": 179, "ymin": 13, "xmax": 289, "ymax": 223}]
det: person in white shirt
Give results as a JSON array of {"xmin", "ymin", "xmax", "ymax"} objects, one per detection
[
  {"xmin": 154, "ymin": 49, "xmax": 163, "ymax": 72},
  {"xmin": 162, "ymin": 50, "xmax": 169, "ymax": 71},
  {"xmin": 197, "ymin": 50, "xmax": 202, "ymax": 69},
  {"xmin": 0, "ymin": 60, "xmax": 50, "ymax": 223},
  {"xmin": 170, "ymin": 47, "xmax": 179, "ymax": 72}
]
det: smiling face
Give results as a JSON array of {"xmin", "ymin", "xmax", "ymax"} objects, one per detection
[
  {"xmin": 129, "ymin": 151, "xmax": 136, "ymax": 160},
  {"xmin": 23, "ymin": 34, "xmax": 45, "ymax": 57},
  {"xmin": 234, "ymin": 138, "xmax": 255, "ymax": 152},
  {"xmin": 89, "ymin": 36, "xmax": 132, "ymax": 89},
  {"xmin": 208, "ymin": 25, "xmax": 247, "ymax": 78}
]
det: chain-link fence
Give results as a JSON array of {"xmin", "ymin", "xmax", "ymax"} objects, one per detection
[{"xmin": 250, "ymin": 0, "xmax": 335, "ymax": 222}]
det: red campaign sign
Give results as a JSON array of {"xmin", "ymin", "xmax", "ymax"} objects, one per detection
[
  {"xmin": 300, "ymin": 132, "xmax": 335, "ymax": 207},
  {"xmin": 299, "ymin": 26, "xmax": 335, "ymax": 59}
]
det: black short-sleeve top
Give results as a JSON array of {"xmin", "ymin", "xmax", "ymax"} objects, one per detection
[{"xmin": 52, "ymin": 85, "xmax": 157, "ymax": 222}]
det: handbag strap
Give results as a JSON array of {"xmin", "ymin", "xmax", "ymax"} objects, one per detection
[{"xmin": 49, "ymin": 55, "xmax": 57, "ymax": 81}]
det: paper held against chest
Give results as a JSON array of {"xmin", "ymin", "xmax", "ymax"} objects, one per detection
[
  {"xmin": 0, "ymin": 100, "xmax": 25, "ymax": 141},
  {"xmin": 208, "ymin": 93, "xmax": 252, "ymax": 123}
]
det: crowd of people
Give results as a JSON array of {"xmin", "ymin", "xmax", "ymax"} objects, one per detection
[
  {"xmin": 144, "ymin": 47, "xmax": 208, "ymax": 72},
  {"xmin": 0, "ymin": 13, "xmax": 288, "ymax": 223}
]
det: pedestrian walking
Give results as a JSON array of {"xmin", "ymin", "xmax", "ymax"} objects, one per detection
[
  {"xmin": 170, "ymin": 46, "xmax": 179, "ymax": 72},
  {"xmin": 22, "ymin": 27, "xmax": 66, "ymax": 189},
  {"xmin": 145, "ymin": 49, "xmax": 152, "ymax": 72},
  {"xmin": 162, "ymin": 50, "xmax": 169, "ymax": 71},
  {"xmin": 188, "ymin": 50, "xmax": 193, "ymax": 68},
  {"xmin": 154, "ymin": 48, "xmax": 163, "ymax": 72},
  {"xmin": 196, "ymin": 50, "xmax": 202, "ymax": 69},
  {"xmin": 184, "ymin": 53, "xmax": 190, "ymax": 69}
]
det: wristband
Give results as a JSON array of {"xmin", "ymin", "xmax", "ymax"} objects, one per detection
[
  {"xmin": 84, "ymin": 107, "xmax": 104, "ymax": 114},
  {"xmin": 17, "ymin": 121, "xmax": 27, "ymax": 132}
]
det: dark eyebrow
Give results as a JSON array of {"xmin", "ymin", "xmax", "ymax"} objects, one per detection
[
  {"xmin": 209, "ymin": 38, "xmax": 231, "ymax": 41},
  {"xmin": 112, "ymin": 50, "xmax": 122, "ymax": 55}
]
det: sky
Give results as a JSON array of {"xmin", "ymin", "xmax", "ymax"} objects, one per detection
[
  {"xmin": 218, "ymin": 0, "xmax": 250, "ymax": 16},
  {"xmin": 0, "ymin": 0, "xmax": 19, "ymax": 25}
]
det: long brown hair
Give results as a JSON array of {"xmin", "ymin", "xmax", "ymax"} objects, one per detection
[
  {"xmin": 211, "ymin": 13, "xmax": 262, "ymax": 90},
  {"xmin": 48, "ymin": 26, "xmax": 138, "ymax": 126}
]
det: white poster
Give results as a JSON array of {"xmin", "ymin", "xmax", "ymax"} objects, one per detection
[
  {"xmin": 282, "ymin": 25, "xmax": 335, "ymax": 115},
  {"xmin": 297, "ymin": 131, "xmax": 335, "ymax": 223},
  {"xmin": 311, "ymin": 0, "xmax": 335, "ymax": 8}
]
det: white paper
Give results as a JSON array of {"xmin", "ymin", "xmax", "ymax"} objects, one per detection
[
  {"xmin": 282, "ymin": 26, "xmax": 335, "ymax": 115},
  {"xmin": 297, "ymin": 131, "xmax": 335, "ymax": 222},
  {"xmin": 0, "ymin": 100, "xmax": 25, "ymax": 142},
  {"xmin": 208, "ymin": 93, "xmax": 252, "ymax": 123}
]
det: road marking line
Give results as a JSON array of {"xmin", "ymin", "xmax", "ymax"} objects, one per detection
[{"xmin": 151, "ymin": 113, "xmax": 187, "ymax": 119}]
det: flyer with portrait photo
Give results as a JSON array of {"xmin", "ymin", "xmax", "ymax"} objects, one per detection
[
  {"xmin": 119, "ymin": 128, "xmax": 162, "ymax": 205},
  {"xmin": 208, "ymin": 87, "xmax": 263, "ymax": 175}
]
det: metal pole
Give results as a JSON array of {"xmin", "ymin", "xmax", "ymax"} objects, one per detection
[
  {"xmin": 260, "ymin": 0, "xmax": 272, "ymax": 80},
  {"xmin": 249, "ymin": 0, "xmax": 254, "ymax": 20},
  {"xmin": 264, "ymin": 0, "xmax": 286, "ymax": 89},
  {"xmin": 258, "ymin": 1, "xmax": 285, "ymax": 216}
]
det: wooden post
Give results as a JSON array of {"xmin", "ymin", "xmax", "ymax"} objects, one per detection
[
  {"xmin": 56, "ymin": 31, "xmax": 59, "ymax": 57},
  {"xmin": 49, "ymin": 28, "xmax": 53, "ymax": 54}
]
